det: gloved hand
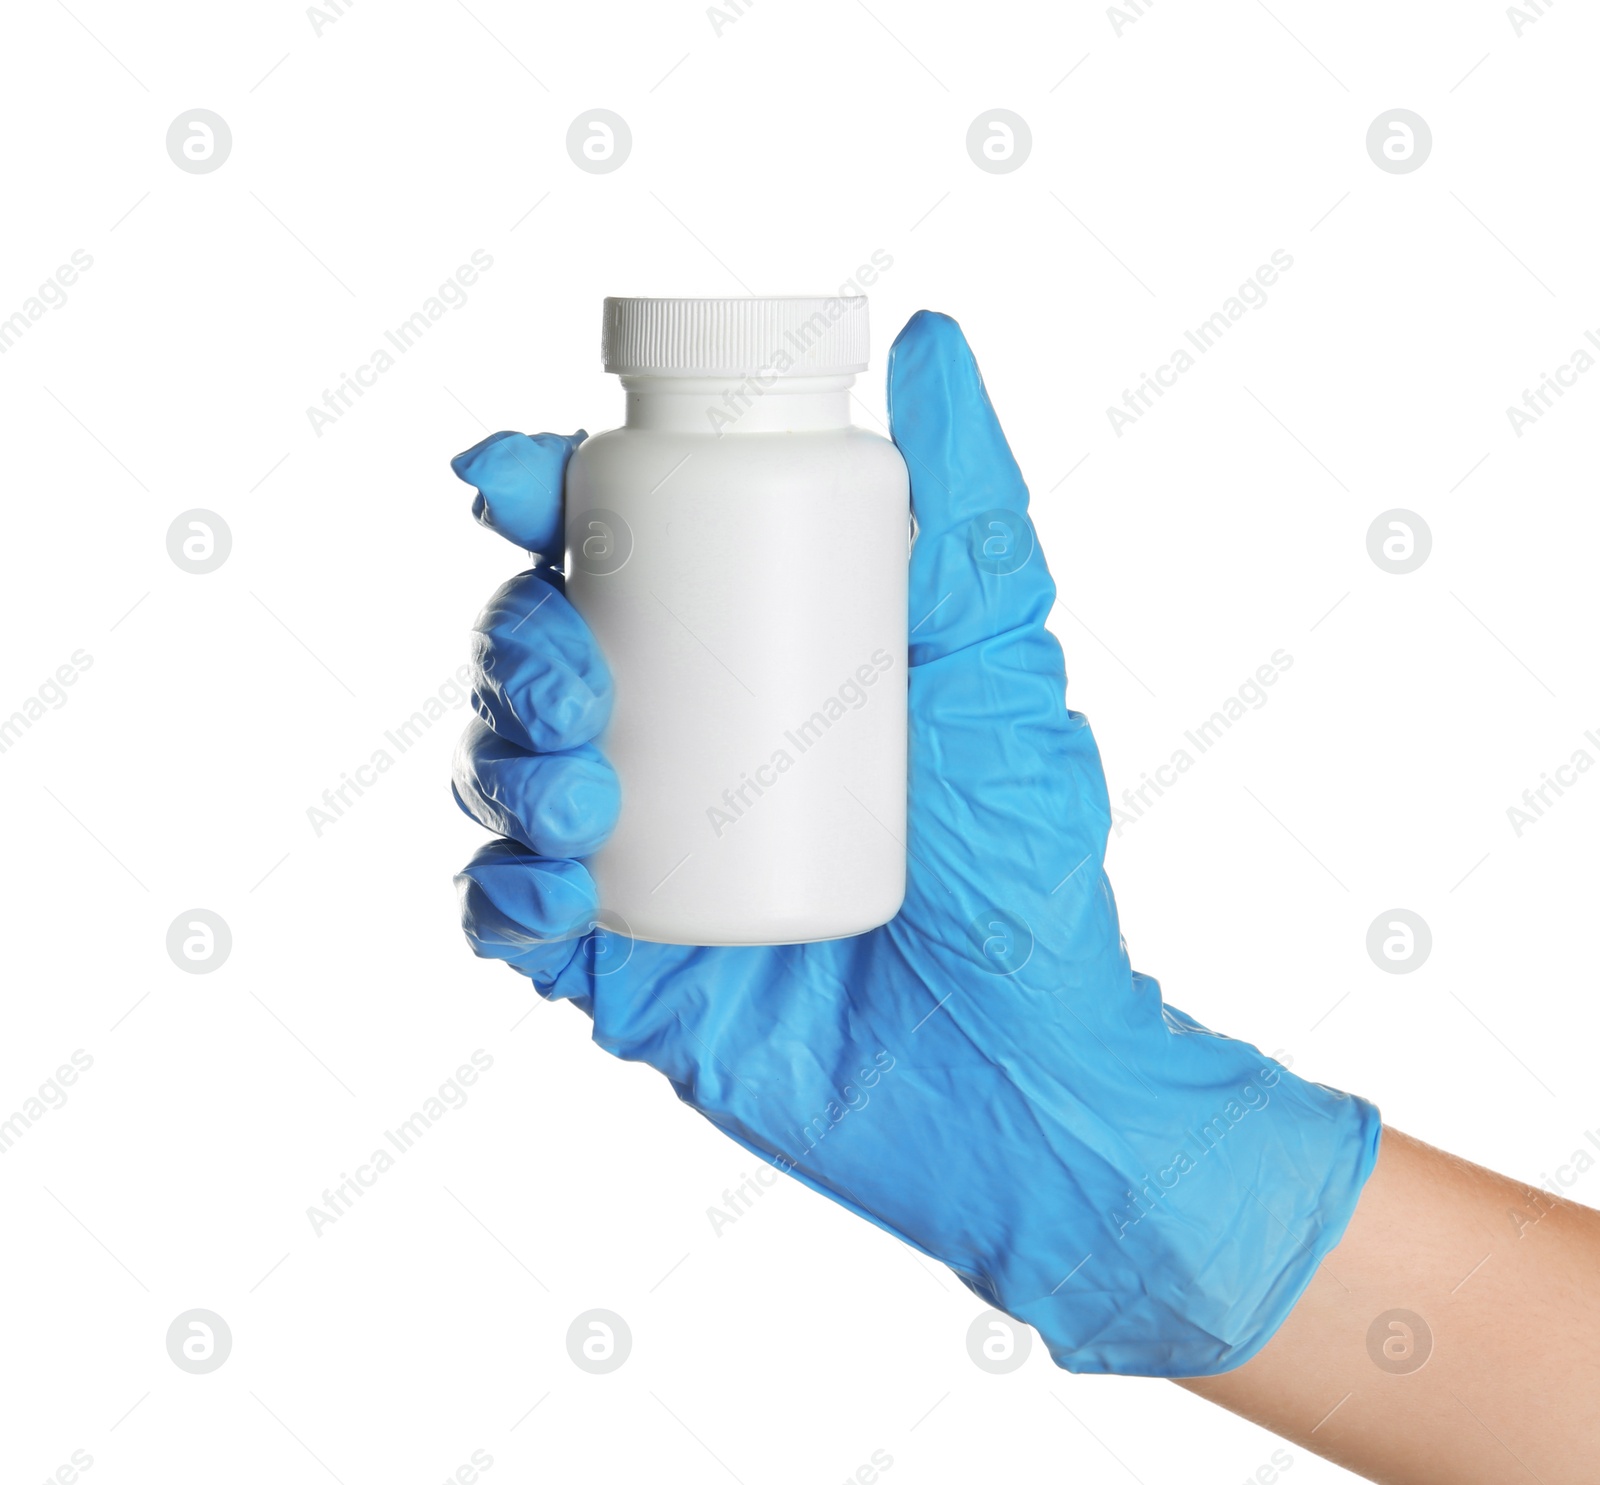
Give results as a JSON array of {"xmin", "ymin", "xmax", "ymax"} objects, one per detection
[{"xmin": 449, "ymin": 311, "xmax": 1381, "ymax": 1377}]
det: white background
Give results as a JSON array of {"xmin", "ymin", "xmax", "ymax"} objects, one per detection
[{"xmin": 1, "ymin": 1, "xmax": 1596, "ymax": 1481}]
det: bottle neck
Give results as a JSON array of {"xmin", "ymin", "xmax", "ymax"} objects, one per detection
[{"xmin": 618, "ymin": 373, "xmax": 855, "ymax": 434}]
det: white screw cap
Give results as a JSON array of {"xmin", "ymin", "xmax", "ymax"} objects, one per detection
[{"xmin": 602, "ymin": 296, "xmax": 869, "ymax": 377}]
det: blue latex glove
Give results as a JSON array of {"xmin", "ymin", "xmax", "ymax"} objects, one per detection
[{"xmin": 450, "ymin": 311, "xmax": 1381, "ymax": 1377}]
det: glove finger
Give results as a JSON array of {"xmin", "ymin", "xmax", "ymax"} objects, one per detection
[
  {"xmin": 471, "ymin": 570, "xmax": 612, "ymax": 753},
  {"xmin": 453, "ymin": 719, "xmax": 620, "ymax": 859},
  {"xmin": 454, "ymin": 838, "xmax": 596, "ymax": 992},
  {"xmin": 887, "ymin": 311, "xmax": 1057, "ymax": 665},
  {"xmin": 451, "ymin": 430, "xmax": 585, "ymax": 556},
  {"xmin": 886, "ymin": 312, "xmax": 1109, "ymax": 896}
]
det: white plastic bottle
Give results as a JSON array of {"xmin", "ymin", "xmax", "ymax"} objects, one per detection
[{"xmin": 564, "ymin": 296, "xmax": 909, "ymax": 946}]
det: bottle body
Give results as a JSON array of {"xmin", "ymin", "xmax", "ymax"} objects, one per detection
[{"xmin": 565, "ymin": 379, "xmax": 908, "ymax": 945}]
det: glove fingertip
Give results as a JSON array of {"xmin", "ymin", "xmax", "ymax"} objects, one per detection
[
  {"xmin": 887, "ymin": 311, "xmax": 1029, "ymax": 531},
  {"xmin": 452, "ymin": 430, "xmax": 586, "ymax": 556},
  {"xmin": 455, "ymin": 840, "xmax": 596, "ymax": 993}
]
